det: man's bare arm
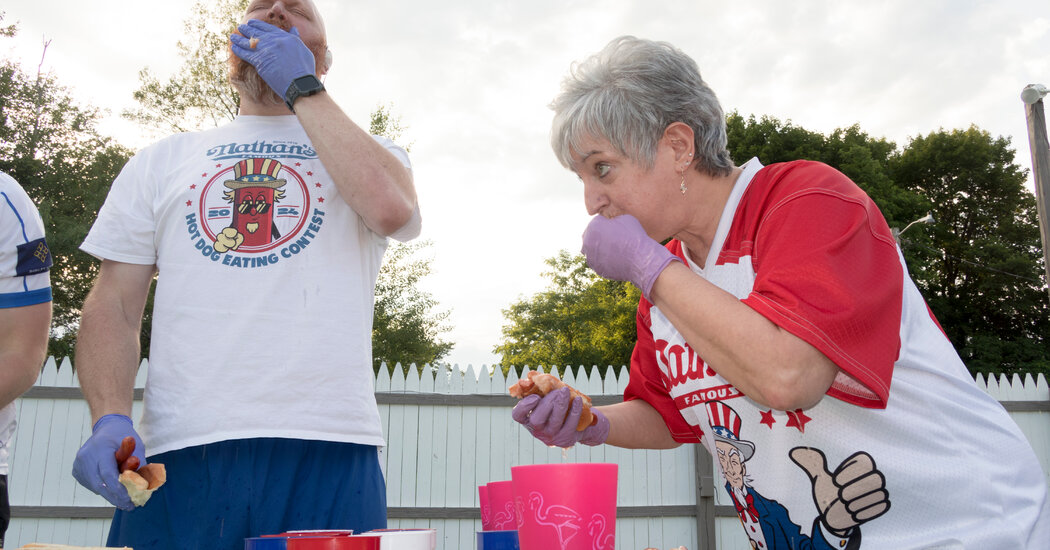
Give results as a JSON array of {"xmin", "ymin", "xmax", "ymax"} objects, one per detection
[
  {"xmin": 75, "ymin": 260, "xmax": 155, "ymax": 424},
  {"xmin": 0, "ymin": 301, "xmax": 51, "ymax": 407},
  {"xmin": 294, "ymin": 92, "xmax": 418, "ymax": 237}
]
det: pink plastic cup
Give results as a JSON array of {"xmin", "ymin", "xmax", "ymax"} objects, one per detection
[
  {"xmin": 486, "ymin": 480, "xmax": 519, "ymax": 531},
  {"xmin": 510, "ymin": 463, "xmax": 617, "ymax": 550},
  {"xmin": 479, "ymin": 484, "xmax": 493, "ymax": 530}
]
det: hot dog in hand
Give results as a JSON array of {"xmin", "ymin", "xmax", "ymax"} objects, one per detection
[
  {"xmin": 115, "ymin": 436, "xmax": 167, "ymax": 506},
  {"xmin": 509, "ymin": 371, "xmax": 596, "ymax": 430}
]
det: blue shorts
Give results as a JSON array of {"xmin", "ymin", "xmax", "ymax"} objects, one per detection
[{"xmin": 107, "ymin": 438, "xmax": 387, "ymax": 550}]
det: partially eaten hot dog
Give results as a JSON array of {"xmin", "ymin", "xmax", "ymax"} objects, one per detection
[
  {"xmin": 114, "ymin": 436, "xmax": 167, "ymax": 507},
  {"xmin": 508, "ymin": 371, "xmax": 596, "ymax": 431}
]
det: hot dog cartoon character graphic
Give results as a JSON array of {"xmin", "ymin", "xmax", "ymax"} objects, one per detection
[{"xmin": 214, "ymin": 158, "xmax": 286, "ymax": 252}]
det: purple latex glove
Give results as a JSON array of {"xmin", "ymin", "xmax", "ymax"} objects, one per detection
[
  {"xmin": 512, "ymin": 387, "xmax": 611, "ymax": 448},
  {"xmin": 581, "ymin": 214, "xmax": 681, "ymax": 301},
  {"xmin": 71, "ymin": 414, "xmax": 147, "ymax": 511},
  {"xmin": 230, "ymin": 19, "xmax": 316, "ymax": 101}
]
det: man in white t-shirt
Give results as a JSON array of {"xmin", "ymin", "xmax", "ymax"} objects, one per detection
[
  {"xmin": 70, "ymin": 1, "xmax": 420, "ymax": 548},
  {"xmin": 0, "ymin": 170, "xmax": 53, "ymax": 547}
]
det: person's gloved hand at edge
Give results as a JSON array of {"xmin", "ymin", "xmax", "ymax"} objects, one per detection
[
  {"xmin": 72, "ymin": 414, "xmax": 147, "ymax": 511},
  {"xmin": 230, "ymin": 19, "xmax": 317, "ymax": 105},
  {"xmin": 512, "ymin": 387, "xmax": 611, "ymax": 448},
  {"xmin": 582, "ymin": 214, "xmax": 681, "ymax": 302}
]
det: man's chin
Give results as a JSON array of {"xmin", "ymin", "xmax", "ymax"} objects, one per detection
[{"xmin": 231, "ymin": 60, "xmax": 284, "ymax": 107}]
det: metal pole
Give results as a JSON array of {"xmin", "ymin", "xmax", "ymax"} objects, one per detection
[{"xmin": 1023, "ymin": 88, "xmax": 1050, "ymax": 302}]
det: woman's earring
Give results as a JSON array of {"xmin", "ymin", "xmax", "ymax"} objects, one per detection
[{"xmin": 680, "ymin": 154, "xmax": 693, "ymax": 194}]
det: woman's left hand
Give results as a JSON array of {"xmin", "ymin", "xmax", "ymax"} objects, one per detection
[{"xmin": 581, "ymin": 214, "xmax": 679, "ymax": 300}]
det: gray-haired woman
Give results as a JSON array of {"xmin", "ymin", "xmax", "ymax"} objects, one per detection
[{"xmin": 513, "ymin": 35, "xmax": 1049, "ymax": 548}]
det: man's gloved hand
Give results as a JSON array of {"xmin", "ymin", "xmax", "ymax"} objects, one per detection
[
  {"xmin": 230, "ymin": 19, "xmax": 316, "ymax": 100},
  {"xmin": 512, "ymin": 387, "xmax": 610, "ymax": 448},
  {"xmin": 72, "ymin": 414, "xmax": 147, "ymax": 511},
  {"xmin": 581, "ymin": 214, "xmax": 680, "ymax": 301}
]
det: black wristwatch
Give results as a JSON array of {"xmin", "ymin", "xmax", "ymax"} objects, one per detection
[{"xmin": 284, "ymin": 75, "xmax": 325, "ymax": 113}]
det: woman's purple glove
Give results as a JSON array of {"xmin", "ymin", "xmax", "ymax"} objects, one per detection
[
  {"xmin": 230, "ymin": 19, "xmax": 316, "ymax": 100},
  {"xmin": 71, "ymin": 414, "xmax": 147, "ymax": 511},
  {"xmin": 512, "ymin": 387, "xmax": 610, "ymax": 448},
  {"xmin": 581, "ymin": 214, "xmax": 680, "ymax": 301}
]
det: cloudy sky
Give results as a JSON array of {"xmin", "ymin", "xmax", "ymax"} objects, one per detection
[{"xmin": 3, "ymin": 0, "xmax": 1049, "ymax": 368}]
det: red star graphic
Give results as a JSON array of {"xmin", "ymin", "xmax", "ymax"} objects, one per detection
[
  {"xmin": 189, "ymin": 184, "xmax": 197, "ymax": 190},
  {"xmin": 295, "ymin": 162, "xmax": 302, "ymax": 167},
  {"xmin": 315, "ymin": 182, "xmax": 322, "ymax": 188},
  {"xmin": 760, "ymin": 410, "xmax": 776, "ymax": 429},
  {"xmin": 785, "ymin": 409, "xmax": 812, "ymax": 433},
  {"xmin": 306, "ymin": 171, "xmax": 313, "ymax": 176},
  {"xmin": 201, "ymin": 173, "xmax": 207, "ymax": 177},
  {"xmin": 186, "ymin": 200, "xmax": 193, "ymax": 206},
  {"xmin": 318, "ymin": 197, "xmax": 325, "ymax": 203},
  {"xmin": 216, "ymin": 163, "xmax": 222, "ymax": 168}
]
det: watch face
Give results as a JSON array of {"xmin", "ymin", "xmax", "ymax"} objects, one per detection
[
  {"xmin": 294, "ymin": 75, "xmax": 323, "ymax": 92},
  {"xmin": 285, "ymin": 75, "xmax": 324, "ymax": 111}
]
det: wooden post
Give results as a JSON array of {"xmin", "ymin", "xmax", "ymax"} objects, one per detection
[
  {"xmin": 694, "ymin": 444, "xmax": 716, "ymax": 550},
  {"xmin": 1024, "ymin": 88, "xmax": 1050, "ymax": 302}
]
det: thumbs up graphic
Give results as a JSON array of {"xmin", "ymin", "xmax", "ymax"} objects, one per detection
[{"xmin": 789, "ymin": 447, "xmax": 891, "ymax": 537}]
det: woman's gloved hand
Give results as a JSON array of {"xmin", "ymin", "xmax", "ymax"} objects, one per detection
[
  {"xmin": 512, "ymin": 387, "xmax": 610, "ymax": 448},
  {"xmin": 582, "ymin": 214, "xmax": 680, "ymax": 301}
]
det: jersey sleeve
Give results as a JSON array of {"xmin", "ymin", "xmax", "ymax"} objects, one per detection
[
  {"xmin": 624, "ymin": 297, "xmax": 704, "ymax": 443},
  {"xmin": 0, "ymin": 173, "xmax": 52, "ymax": 308},
  {"xmin": 739, "ymin": 163, "xmax": 902, "ymax": 408},
  {"xmin": 80, "ymin": 148, "xmax": 161, "ymax": 265}
]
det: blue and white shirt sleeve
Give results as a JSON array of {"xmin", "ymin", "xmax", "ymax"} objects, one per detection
[{"xmin": 0, "ymin": 172, "xmax": 52, "ymax": 308}]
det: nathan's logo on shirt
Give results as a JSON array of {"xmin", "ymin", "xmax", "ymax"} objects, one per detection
[
  {"xmin": 651, "ymin": 306, "xmax": 743, "ymax": 408},
  {"xmin": 185, "ymin": 157, "xmax": 327, "ymax": 269},
  {"xmin": 657, "ymin": 337, "xmax": 743, "ymax": 408},
  {"xmin": 206, "ymin": 140, "xmax": 318, "ymax": 161}
]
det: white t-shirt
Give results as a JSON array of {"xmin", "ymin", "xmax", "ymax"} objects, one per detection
[
  {"xmin": 1, "ymin": 171, "xmax": 53, "ymax": 475},
  {"xmin": 81, "ymin": 115, "xmax": 419, "ymax": 456},
  {"xmin": 627, "ymin": 159, "xmax": 1050, "ymax": 548}
]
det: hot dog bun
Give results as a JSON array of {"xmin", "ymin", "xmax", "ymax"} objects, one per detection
[{"xmin": 118, "ymin": 462, "xmax": 166, "ymax": 507}]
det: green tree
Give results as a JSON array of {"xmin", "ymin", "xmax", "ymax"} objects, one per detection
[
  {"xmin": 0, "ymin": 19, "xmax": 133, "ymax": 359},
  {"xmin": 372, "ymin": 239, "xmax": 453, "ymax": 372},
  {"xmin": 494, "ymin": 251, "xmax": 639, "ymax": 377},
  {"xmin": 891, "ymin": 127, "xmax": 1050, "ymax": 376},
  {"xmin": 123, "ymin": 0, "xmax": 248, "ymax": 135}
]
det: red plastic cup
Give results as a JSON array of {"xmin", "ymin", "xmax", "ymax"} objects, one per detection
[
  {"xmin": 486, "ymin": 480, "xmax": 518, "ymax": 531},
  {"xmin": 479, "ymin": 484, "xmax": 493, "ymax": 530},
  {"xmin": 510, "ymin": 463, "xmax": 618, "ymax": 550}
]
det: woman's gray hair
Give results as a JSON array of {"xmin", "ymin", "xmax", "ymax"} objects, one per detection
[{"xmin": 550, "ymin": 36, "xmax": 733, "ymax": 177}]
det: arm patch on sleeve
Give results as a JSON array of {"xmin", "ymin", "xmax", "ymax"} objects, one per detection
[{"xmin": 16, "ymin": 237, "xmax": 53, "ymax": 276}]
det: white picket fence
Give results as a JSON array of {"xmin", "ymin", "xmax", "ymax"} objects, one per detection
[{"xmin": 6, "ymin": 358, "xmax": 1050, "ymax": 550}]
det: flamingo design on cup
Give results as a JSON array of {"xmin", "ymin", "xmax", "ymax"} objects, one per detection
[
  {"xmin": 491, "ymin": 500, "xmax": 517, "ymax": 530},
  {"xmin": 587, "ymin": 513, "xmax": 615, "ymax": 550},
  {"xmin": 511, "ymin": 462, "xmax": 618, "ymax": 550},
  {"xmin": 527, "ymin": 491, "xmax": 583, "ymax": 549}
]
